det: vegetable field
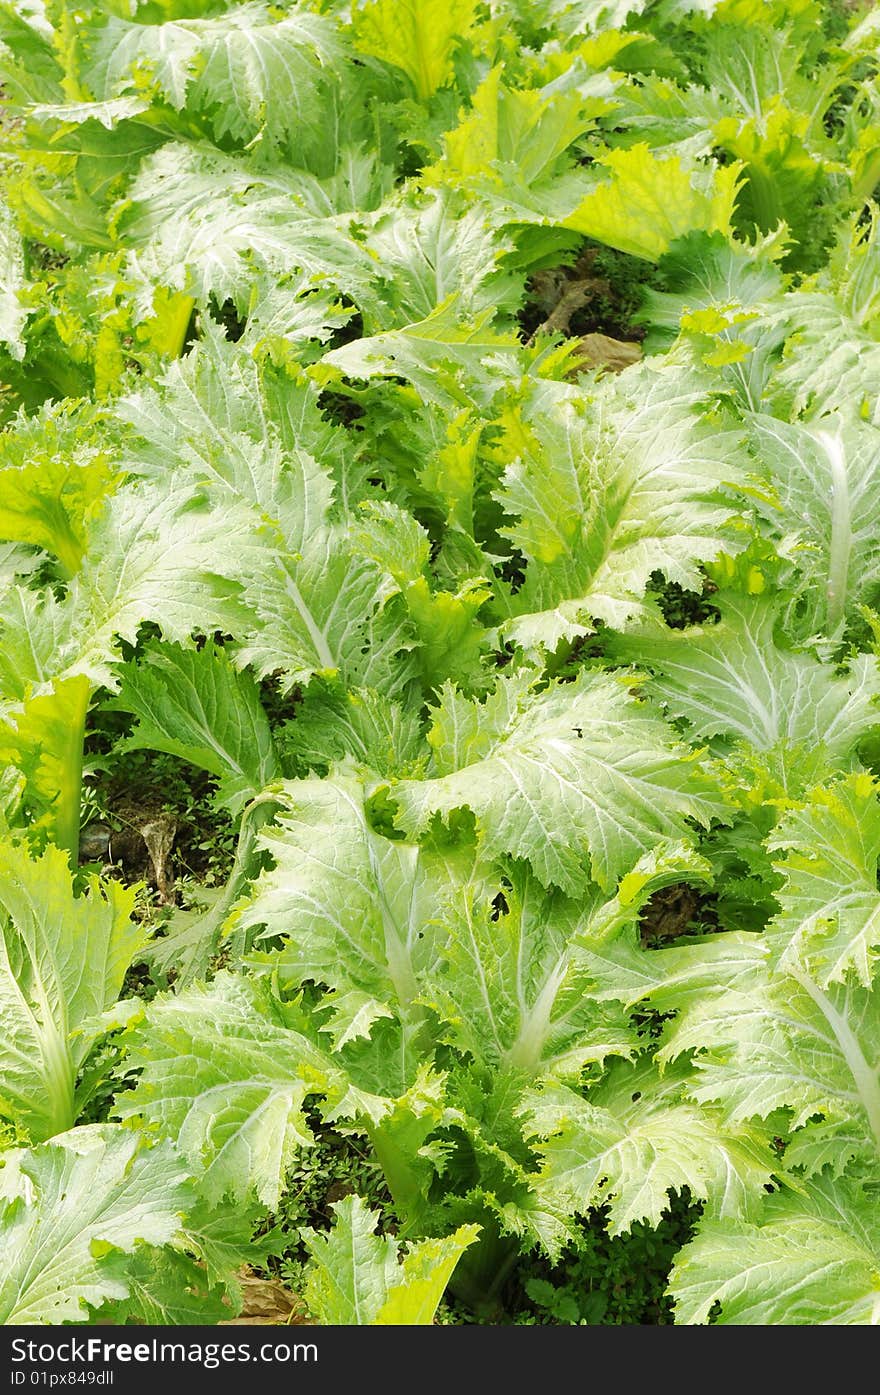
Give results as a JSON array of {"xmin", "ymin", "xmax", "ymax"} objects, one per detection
[{"xmin": 2, "ymin": 0, "xmax": 880, "ymax": 1328}]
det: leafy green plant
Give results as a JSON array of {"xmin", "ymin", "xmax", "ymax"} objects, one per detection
[{"xmin": 1, "ymin": 0, "xmax": 880, "ymax": 1328}]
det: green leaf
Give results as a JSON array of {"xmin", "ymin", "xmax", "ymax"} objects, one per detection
[
  {"xmin": 644, "ymin": 939, "xmax": 880, "ymax": 1173},
  {"xmin": 639, "ymin": 230, "xmax": 788, "ymax": 398},
  {"xmin": 421, "ymin": 865, "xmax": 637, "ymax": 1079},
  {"xmin": 112, "ymin": 642, "xmax": 280, "ymax": 817},
  {"xmin": 85, "ymin": 4, "xmax": 347, "ymax": 153},
  {"xmin": 569, "ymin": 839, "xmax": 717, "ymax": 1004},
  {"xmin": 0, "ymin": 400, "xmax": 115, "ymax": 575},
  {"xmin": 748, "ymin": 413, "xmax": 880, "ymax": 639},
  {"xmin": 302, "ymin": 1193, "xmax": 479, "ymax": 1324},
  {"xmin": 0, "ymin": 673, "xmax": 90, "ymax": 860},
  {"xmin": 279, "ymin": 682, "xmax": 425, "ymax": 780},
  {"xmin": 0, "ymin": 200, "xmax": 28, "ymax": 360},
  {"xmin": 767, "ymin": 774, "xmax": 880, "ymax": 989},
  {"xmin": 361, "ymin": 189, "xmax": 521, "ymax": 329},
  {"xmin": 321, "ymin": 294, "xmax": 519, "ymax": 397},
  {"xmin": 494, "ymin": 365, "xmax": 748, "ymax": 651},
  {"xmin": 241, "ymin": 772, "xmax": 483, "ymax": 1034},
  {"xmin": 393, "ymin": 670, "xmax": 724, "ymax": 894},
  {"xmin": 607, "ymin": 592, "xmax": 880, "ymax": 763},
  {"xmin": 561, "ymin": 144, "xmax": 743, "ymax": 262},
  {"xmin": 824, "ymin": 204, "xmax": 880, "ymax": 339},
  {"xmin": 0, "ymin": 443, "xmax": 113, "ymax": 577},
  {"xmin": 183, "ymin": 1193, "xmax": 281, "ymax": 1302},
  {"xmin": 63, "ymin": 480, "xmax": 262, "ymax": 687},
  {"xmin": 525, "ymin": 1057, "xmax": 776, "ymax": 1234},
  {"xmin": 0, "ymin": 4, "xmax": 65, "ymax": 107},
  {"xmin": 670, "ymin": 1173, "xmax": 880, "ymax": 1325},
  {"xmin": 351, "ymin": 0, "xmax": 478, "ymax": 101},
  {"xmin": 115, "ymin": 974, "xmax": 336, "ymax": 1207},
  {"xmin": 427, "ymin": 65, "xmax": 614, "ymax": 194},
  {"xmin": 767, "ymin": 214, "xmax": 880, "ymax": 422},
  {"xmin": 0, "ymin": 838, "xmax": 143, "ymax": 1141},
  {"xmin": 97, "ymin": 1247, "xmax": 231, "ymax": 1325},
  {"xmin": 119, "ymin": 143, "xmax": 378, "ymax": 312},
  {"xmin": 0, "ymin": 1125, "xmax": 191, "ymax": 1324},
  {"xmin": 352, "ymin": 500, "xmax": 491, "ymax": 689}
]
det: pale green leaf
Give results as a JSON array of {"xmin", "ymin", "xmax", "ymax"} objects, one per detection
[
  {"xmin": 25, "ymin": 95, "xmax": 150, "ymax": 128},
  {"xmin": 302, "ymin": 1193, "xmax": 478, "ymax": 1324},
  {"xmin": 495, "ymin": 364, "xmax": 748, "ymax": 652},
  {"xmin": 748, "ymin": 413, "xmax": 880, "ymax": 638},
  {"xmin": 120, "ymin": 143, "xmax": 378, "ymax": 311},
  {"xmin": 0, "ymin": 588, "xmax": 73, "ymax": 699},
  {"xmin": 241, "ymin": 772, "xmax": 483, "ymax": 1025},
  {"xmin": 608, "ymin": 593, "xmax": 880, "ymax": 761},
  {"xmin": 767, "ymin": 774, "xmax": 880, "ymax": 989},
  {"xmin": 0, "ymin": 201, "xmax": 28, "ymax": 360},
  {"xmin": 362, "ymin": 189, "xmax": 519, "ymax": 328},
  {"xmin": 119, "ymin": 328, "xmax": 348, "ymax": 494},
  {"xmin": 321, "ymin": 294, "xmax": 519, "ymax": 396},
  {"xmin": 670, "ymin": 1174, "xmax": 880, "ymax": 1325},
  {"xmin": 0, "ymin": 838, "xmax": 143, "ymax": 1141},
  {"xmin": 112, "ymin": 641, "xmax": 280, "ymax": 816},
  {"xmin": 351, "ymin": 0, "xmax": 478, "ymax": 101},
  {"xmin": 280, "ymin": 682, "xmax": 424, "ymax": 780},
  {"xmin": 645, "ymin": 940, "xmax": 880, "ymax": 1171},
  {"xmin": 422, "ymin": 866, "xmax": 637, "ymax": 1079},
  {"xmin": 525, "ymin": 1058, "xmax": 775, "ymax": 1234},
  {"xmin": 0, "ymin": 1125, "xmax": 191, "ymax": 1324},
  {"xmin": 235, "ymin": 542, "xmax": 416, "ymax": 696},
  {"xmin": 85, "ymin": 4, "xmax": 346, "ymax": 152},
  {"xmin": 561, "ymin": 144, "xmax": 742, "ymax": 262},
  {"xmin": 393, "ymin": 670, "xmax": 724, "ymax": 894},
  {"xmin": 0, "ymin": 673, "xmax": 90, "ymax": 856},
  {"xmin": 62, "ymin": 480, "xmax": 263, "ymax": 687},
  {"xmin": 115, "ymin": 974, "xmax": 336, "ymax": 1207}
]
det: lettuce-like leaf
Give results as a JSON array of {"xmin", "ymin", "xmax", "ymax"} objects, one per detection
[
  {"xmin": 646, "ymin": 942, "xmax": 880, "ymax": 1175},
  {"xmin": 242, "ymin": 771, "xmax": 483, "ymax": 1047},
  {"xmin": 767, "ymin": 775, "xmax": 880, "ymax": 989},
  {"xmin": 84, "ymin": 5, "xmax": 346, "ymax": 153},
  {"xmin": 119, "ymin": 144, "xmax": 379, "ymax": 312},
  {"xmin": 561, "ymin": 144, "xmax": 742, "ymax": 262},
  {"xmin": 420, "ymin": 867, "xmax": 637, "ymax": 1078},
  {"xmin": 494, "ymin": 364, "xmax": 747, "ymax": 650},
  {"xmin": 0, "ymin": 674, "xmax": 91, "ymax": 858},
  {"xmin": 62, "ymin": 479, "xmax": 263, "ymax": 688},
  {"xmin": 112, "ymin": 642, "xmax": 281, "ymax": 817},
  {"xmin": 669, "ymin": 1173, "xmax": 880, "ymax": 1325},
  {"xmin": 302, "ymin": 1194, "xmax": 479, "ymax": 1323},
  {"xmin": 749, "ymin": 413, "xmax": 880, "ymax": 638},
  {"xmin": 525, "ymin": 1057, "xmax": 775, "ymax": 1234},
  {"xmin": 351, "ymin": 0, "xmax": 478, "ymax": 101},
  {"xmin": 115, "ymin": 973, "xmax": 337, "ymax": 1207},
  {"xmin": 0, "ymin": 1125, "xmax": 191, "ymax": 1324},
  {"xmin": 0, "ymin": 839, "xmax": 144, "ymax": 1141},
  {"xmin": 0, "ymin": 440, "xmax": 113, "ymax": 577},
  {"xmin": 0, "ymin": 201, "xmax": 28, "ymax": 360},
  {"xmin": 608, "ymin": 593, "xmax": 880, "ymax": 764},
  {"xmin": 393, "ymin": 670, "xmax": 724, "ymax": 894}
]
